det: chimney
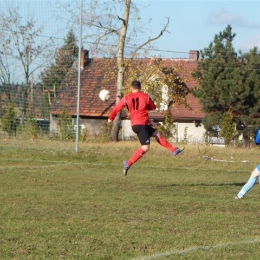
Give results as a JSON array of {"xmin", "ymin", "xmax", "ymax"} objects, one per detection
[
  {"xmin": 189, "ymin": 50, "xmax": 199, "ymax": 62},
  {"xmin": 81, "ymin": 49, "xmax": 90, "ymax": 69}
]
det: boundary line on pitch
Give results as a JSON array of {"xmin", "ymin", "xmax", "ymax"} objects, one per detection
[{"xmin": 129, "ymin": 237, "xmax": 260, "ymax": 260}]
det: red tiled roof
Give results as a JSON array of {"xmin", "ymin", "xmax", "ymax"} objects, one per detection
[
  {"xmin": 50, "ymin": 57, "xmax": 204, "ymax": 120},
  {"xmin": 172, "ymin": 94, "xmax": 205, "ymax": 120},
  {"xmin": 50, "ymin": 59, "xmax": 117, "ymax": 117},
  {"xmin": 161, "ymin": 59, "xmax": 205, "ymax": 120}
]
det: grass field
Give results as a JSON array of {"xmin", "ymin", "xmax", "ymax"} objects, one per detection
[{"xmin": 1, "ymin": 139, "xmax": 260, "ymax": 259}]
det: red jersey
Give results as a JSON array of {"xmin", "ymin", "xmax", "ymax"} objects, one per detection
[{"xmin": 109, "ymin": 91, "xmax": 156, "ymax": 126}]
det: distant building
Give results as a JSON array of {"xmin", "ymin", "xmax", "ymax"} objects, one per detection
[{"xmin": 50, "ymin": 50, "xmax": 205, "ymax": 143}]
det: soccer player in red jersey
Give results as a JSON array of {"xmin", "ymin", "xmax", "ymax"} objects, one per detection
[{"xmin": 108, "ymin": 80, "xmax": 184, "ymax": 176}]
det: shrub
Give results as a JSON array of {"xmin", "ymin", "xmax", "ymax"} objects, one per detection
[
  {"xmin": 157, "ymin": 111, "xmax": 176, "ymax": 140},
  {"xmin": 57, "ymin": 107, "xmax": 75, "ymax": 141},
  {"xmin": 1, "ymin": 103, "xmax": 18, "ymax": 136},
  {"xmin": 220, "ymin": 110, "xmax": 237, "ymax": 145},
  {"xmin": 19, "ymin": 117, "xmax": 38, "ymax": 138}
]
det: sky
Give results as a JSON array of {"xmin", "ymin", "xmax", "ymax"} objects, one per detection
[
  {"xmin": 2, "ymin": 0, "xmax": 260, "ymax": 60},
  {"xmin": 138, "ymin": 0, "xmax": 260, "ymax": 57}
]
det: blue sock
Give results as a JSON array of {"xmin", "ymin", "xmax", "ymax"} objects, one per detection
[{"xmin": 237, "ymin": 177, "xmax": 256, "ymax": 198}]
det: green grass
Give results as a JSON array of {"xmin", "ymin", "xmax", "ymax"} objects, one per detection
[{"xmin": 1, "ymin": 139, "xmax": 260, "ymax": 259}]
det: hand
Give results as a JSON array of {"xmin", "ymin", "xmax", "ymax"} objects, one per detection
[
  {"xmin": 107, "ymin": 119, "xmax": 112, "ymax": 123},
  {"xmin": 149, "ymin": 120, "xmax": 157, "ymax": 128}
]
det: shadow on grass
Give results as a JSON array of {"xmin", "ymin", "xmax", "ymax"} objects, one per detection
[{"xmin": 170, "ymin": 182, "xmax": 245, "ymax": 187}]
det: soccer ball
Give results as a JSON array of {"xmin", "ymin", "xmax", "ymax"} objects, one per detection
[{"xmin": 99, "ymin": 89, "xmax": 111, "ymax": 101}]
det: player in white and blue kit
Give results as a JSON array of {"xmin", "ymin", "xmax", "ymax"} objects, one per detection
[
  {"xmin": 235, "ymin": 166, "xmax": 260, "ymax": 199},
  {"xmin": 235, "ymin": 129, "xmax": 260, "ymax": 199}
]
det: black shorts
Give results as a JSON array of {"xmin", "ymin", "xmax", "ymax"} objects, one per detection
[{"xmin": 132, "ymin": 125, "xmax": 156, "ymax": 145}]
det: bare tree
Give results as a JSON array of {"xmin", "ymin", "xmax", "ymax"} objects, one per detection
[
  {"xmin": 57, "ymin": 0, "xmax": 170, "ymax": 141},
  {"xmin": 0, "ymin": 5, "xmax": 54, "ymax": 122},
  {"xmin": 0, "ymin": 56, "xmax": 12, "ymax": 117},
  {"xmin": 110, "ymin": 0, "xmax": 169, "ymax": 141},
  {"xmin": 0, "ymin": 57, "xmax": 12, "ymax": 104}
]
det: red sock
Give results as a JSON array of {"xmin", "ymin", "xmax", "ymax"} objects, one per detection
[
  {"xmin": 157, "ymin": 137, "xmax": 177, "ymax": 152},
  {"xmin": 128, "ymin": 148, "xmax": 146, "ymax": 167}
]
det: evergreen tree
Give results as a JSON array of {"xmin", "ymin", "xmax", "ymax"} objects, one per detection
[
  {"xmin": 2, "ymin": 103, "xmax": 18, "ymax": 136},
  {"xmin": 192, "ymin": 25, "xmax": 238, "ymax": 128},
  {"xmin": 192, "ymin": 25, "xmax": 260, "ymax": 144},
  {"xmin": 233, "ymin": 47, "xmax": 260, "ymax": 144},
  {"xmin": 41, "ymin": 29, "xmax": 78, "ymax": 89},
  {"xmin": 220, "ymin": 110, "xmax": 237, "ymax": 145}
]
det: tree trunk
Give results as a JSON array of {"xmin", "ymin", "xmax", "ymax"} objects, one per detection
[
  {"xmin": 110, "ymin": 0, "xmax": 131, "ymax": 141},
  {"xmin": 21, "ymin": 69, "xmax": 29, "ymax": 125},
  {"xmin": 30, "ymin": 72, "xmax": 34, "ymax": 116},
  {"xmin": 110, "ymin": 112, "xmax": 122, "ymax": 141}
]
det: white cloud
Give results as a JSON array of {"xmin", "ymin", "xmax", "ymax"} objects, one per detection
[
  {"xmin": 209, "ymin": 8, "xmax": 260, "ymax": 29},
  {"xmin": 240, "ymin": 34, "xmax": 260, "ymax": 51}
]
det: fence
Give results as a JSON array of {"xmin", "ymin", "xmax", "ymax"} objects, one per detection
[
  {"xmin": 0, "ymin": 1, "xmax": 79, "ymax": 142},
  {"xmin": 1, "ymin": 1, "xmax": 253, "ymax": 148}
]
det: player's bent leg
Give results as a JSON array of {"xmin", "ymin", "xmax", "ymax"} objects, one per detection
[
  {"xmin": 251, "ymin": 167, "xmax": 260, "ymax": 178},
  {"xmin": 236, "ymin": 166, "xmax": 260, "ymax": 199},
  {"xmin": 128, "ymin": 146, "xmax": 149, "ymax": 167},
  {"xmin": 123, "ymin": 145, "xmax": 149, "ymax": 176},
  {"xmin": 153, "ymin": 131, "xmax": 184, "ymax": 156},
  {"xmin": 141, "ymin": 145, "xmax": 150, "ymax": 152}
]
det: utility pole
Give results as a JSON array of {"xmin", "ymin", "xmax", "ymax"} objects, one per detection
[{"xmin": 75, "ymin": 0, "xmax": 83, "ymax": 153}]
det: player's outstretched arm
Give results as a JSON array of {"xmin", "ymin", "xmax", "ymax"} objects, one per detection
[{"xmin": 108, "ymin": 98, "xmax": 125, "ymax": 122}]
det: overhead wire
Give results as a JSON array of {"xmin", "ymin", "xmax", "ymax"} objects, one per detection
[
  {"xmin": 1, "ymin": 27, "xmax": 259, "ymax": 56},
  {"xmin": 0, "ymin": 27, "xmax": 260, "ymax": 72}
]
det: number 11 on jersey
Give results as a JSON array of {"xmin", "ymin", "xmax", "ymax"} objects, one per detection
[{"xmin": 132, "ymin": 97, "xmax": 139, "ymax": 110}]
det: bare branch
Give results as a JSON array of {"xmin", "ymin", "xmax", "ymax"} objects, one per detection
[
  {"xmin": 29, "ymin": 54, "xmax": 55, "ymax": 76},
  {"xmin": 129, "ymin": 17, "xmax": 170, "ymax": 59},
  {"xmin": 93, "ymin": 23, "xmax": 119, "ymax": 35},
  {"xmin": 117, "ymin": 16, "xmax": 126, "ymax": 26}
]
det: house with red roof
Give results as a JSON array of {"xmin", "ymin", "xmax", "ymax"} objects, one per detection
[{"xmin": 49, "ymin": 50, "xmax": 205, "ymax": 143}]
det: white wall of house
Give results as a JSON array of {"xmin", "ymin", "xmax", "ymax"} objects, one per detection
[
  {"xmin": 120, "ymin": 119, "xmax": 205, "ymax": 143},
  {"xmin": 175, "ymin": 122, "xmax": 205, "ymax": 144},
  {"xmin": 77, "ymin": 118, "xmax": 107, "ymax": 135},
  {"xmin": 121, "ymin": 120, "xmax": 136, "ymax": 140},
  {"xmin": 50, "ymin": 115, "xmax": 107, "ymax": 136},
  {"xmin": 50, "ymin": 115, "xmax": 59, "ymax": 134},
  {"xmin": 50, "ymin": 115, "xmax": 205, "ymax": 143}
]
